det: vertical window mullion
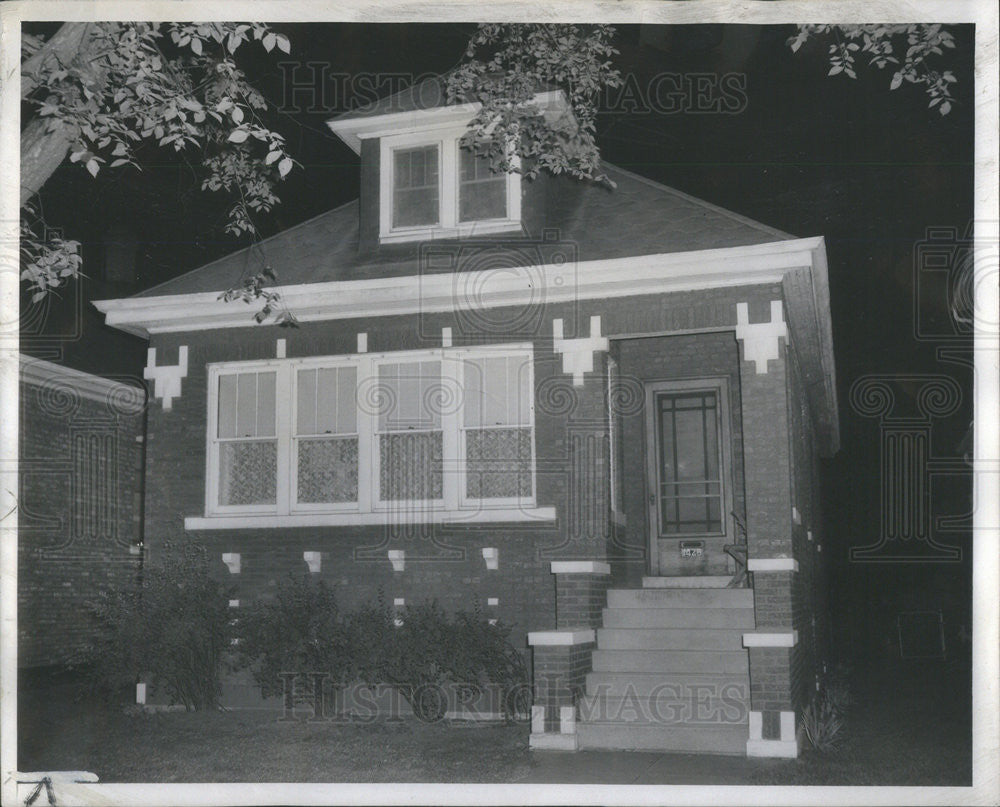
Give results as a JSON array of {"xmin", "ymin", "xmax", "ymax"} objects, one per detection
[
  {"xmin": 442, "ymin": 355, "xmax": 461, "ymax": 510},
  {"xmin": 273, "ymin": 364, "xmax": 291, "ymax": 514},
  {"xmin": 357, "ymin": 355, "xmax": 375, "ymax": 512},
  {"xmin": 441, "ymin": 138, "xmax": 456, "ymax": 228}
]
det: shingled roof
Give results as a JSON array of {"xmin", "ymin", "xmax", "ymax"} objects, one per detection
[{"xmin": 136, "ymin": 162, "xmax": 793, "ymax": 298}]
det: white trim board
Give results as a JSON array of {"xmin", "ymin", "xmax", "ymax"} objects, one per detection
[
  {"xmin": 18, "ymin": 354, "xmax": 144, "ymax": 410},
  {"xmin": 185, "ymin": 506, "xmax": 556, "ymax": 531},
  {"xmin": 526, "ymin": 629, "xmax": 596, "ymax": 646},
  {"xmin": 94, "ymin": 238, "xmax": 824, "ymax": 337}
]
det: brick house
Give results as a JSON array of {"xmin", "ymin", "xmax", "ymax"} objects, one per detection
[
  {"xmin": 94, "ymin": 80, "xmax": 839, "ymax": 757},
  {"xmin": 17, "ymin": 356, "xmax": 144, "ymax": 669}
]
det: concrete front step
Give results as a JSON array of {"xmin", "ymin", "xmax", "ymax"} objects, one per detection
[
  {"xmin": 607, "ymin": 587, "xmax": 754, "ymax": 610},
  {"xmin": 642, "ymin": 576, "xmax": 732, "ymax": 588},
  {"xmin": 596, "ymin": 627, "xmax": 746, "ymax": 651},
  {"xmin": 585, "ymin": 671, "xmax": 749, "ymax": 698},
  {"xmin": 579, "ymin": 693, "xmax": 749, "ymax": 726},
  {"xmin": 601, "ymin": 606, "xmax": 756, "ymax": 629},
  {"xmin": 577, "ymin": 722, "xmax": 748, "ymax": 754},
  {"xmin": 591, "ymin": 649, "xmax": 751, "ymax": 675}
]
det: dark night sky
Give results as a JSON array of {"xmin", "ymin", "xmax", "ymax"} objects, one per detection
[{"xmin": 22, "ymin": 23, "xmax": 977, "ymax": 654}]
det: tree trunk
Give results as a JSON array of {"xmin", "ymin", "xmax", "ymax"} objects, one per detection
[{"xmin": 19, "ymin": 22, "xmax": 119, "ymax": 207}]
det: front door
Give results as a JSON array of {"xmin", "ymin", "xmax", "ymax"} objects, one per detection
[{"xmin": 645, "ymin": 379, "xmax": 733, "ymax": 577}]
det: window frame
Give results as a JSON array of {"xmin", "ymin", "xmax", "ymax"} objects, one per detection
[
  {"xmin": 379, "ymin": 127, "xmax": 522, "ymax": 244},
  {"xmin": 204, "ymin": 344, "xmax": 537, "ymax": 519},
  {"xmin": 644, "ymin": 376, "xmax": 734, "ymax": 541}
]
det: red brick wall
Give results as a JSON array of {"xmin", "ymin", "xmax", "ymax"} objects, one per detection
[
  {"xmin": 18, "ymin": 378, "xmax": 144, "ymax": 668},
  {"xmin": 141, "ymin": 283, "xmax": 813, "ymax": 656},
  {"xmin": 614, "ymin": 330, "xmax": 747, "ymax": 585}
]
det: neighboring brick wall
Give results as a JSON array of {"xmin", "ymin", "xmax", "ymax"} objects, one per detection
[{"xmin": 18, "ymin": 372, "xmax": 144, "ymax": 668}]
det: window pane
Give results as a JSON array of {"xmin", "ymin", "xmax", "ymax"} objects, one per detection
[
  {"xmin": 378, "ymin": 361, "xmax": 441, "ymax": 430},
  {"xmin": 256, "ymin": 373, "xmax": 276, "ymax": 436},
  {"xmin": 465, "ymin": 427, "xmax": 532, "ymax": 499},
  {"xmin": 297, "ymin": 369, "xmax": 317, "ymax": 435},
  {"xmin": 379, "ymin": 431, "xmax": 443, "ymax": 500},
  {"xmin": 219, "ymin": 440, "xmax": 276, "ymax": 506},
  {"xmin": 460, "ymin": 179, "xmax": 507, "ymax": 222},
  {"xmin": 297, "ymin": 437, "xmax": 359, "ymax": 503},
  {"xmin": 236, "ymin": 374, "xmax": 257, "ymax": 437},
  {"xmin": 218, "ymin": 375, "xmax": 238, "ymax": 438},
  {"xmin": 464, "ymin": 355, "xmax": 530, "ymax": 428},
  {"xmin": 459, "ymin": 150, "xmax": 506, "ymax": 222},
  {"xmin": 393, "ymin": 147, "xmax": 439, "ymax": 228}
]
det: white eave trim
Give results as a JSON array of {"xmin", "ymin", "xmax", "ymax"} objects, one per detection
[
  {"xmin": 18, "ymin": 354, "xmax": 145, "ymax": 409},
  {"xmin": 94, "ymin": 237, "xmax": 824, "ymax": 339},
  {"xmin": 327, "ymin": 90, "xmax": 568, "ymax": 154}
]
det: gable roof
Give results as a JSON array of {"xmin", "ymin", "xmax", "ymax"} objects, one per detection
[{"xmin": 134, "ymin": 162, "xmax": 793, "ymax": 298}]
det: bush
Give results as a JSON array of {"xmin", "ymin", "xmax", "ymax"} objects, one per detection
[
  {"xmin": 801, "ymin": 696, "xmax": 844, "ymax": 751},
  {"xmin": 82, "ymin": 541, "xmax": 233, "ymax": 711},
  {"xmin": 235, "ymin": 580, "xmax": 530, "ymax": 722},
  {"xmin": 348, "ymin": 596, "xmax": 530, "ymax": 721},
  {"xmin": 234, "ymin": 573, "xmax": 351, "ymax": 700}
]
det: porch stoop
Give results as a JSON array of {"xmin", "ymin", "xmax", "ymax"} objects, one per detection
[{"xmin": 576, "ymin": 581, "xmax": 754, "ymax": 755}]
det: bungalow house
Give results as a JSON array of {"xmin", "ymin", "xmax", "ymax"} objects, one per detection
[{"xmin": 94, "ymin": 78, "xmax": 839, "ymax": 758}]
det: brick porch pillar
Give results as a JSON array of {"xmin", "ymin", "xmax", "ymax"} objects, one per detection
[
  {"xmin": 527, "ymin": 561, "xmax": 610, "ymax": 750},
  {"xmin": 735, "ymin": 299, "xmax": 800, "ymax": 758}
]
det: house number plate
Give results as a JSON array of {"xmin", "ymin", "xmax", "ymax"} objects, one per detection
[{"xmin": 680, "ymin": 541, "xmax": 704, "ymax": 558}]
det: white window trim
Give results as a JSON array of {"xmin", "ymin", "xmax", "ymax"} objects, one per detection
[
  {"xmin": 201, "ymin": 344, "xmax": 540, "ymax": 525},
  {"xmin": 379, "ymin": 127, "xmax": 522, "ymax": 244}
]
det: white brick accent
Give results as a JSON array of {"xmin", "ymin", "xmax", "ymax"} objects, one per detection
[
  {"xmin": 743, "ymin": 630, "xmax": 798, "ymax": 648},
  {"xmin": 550, "ymin": 561, "xmax": 611, "ymax": 575},
  {"xmin": 735, "ymin": 300, "xmax": 787, "ymax": 374},
  {"xmin": 388, "ymin": 549, "xmax": 405, "ymax": 572},
  {"xmin": 303, "ymin": 551, "xmax": 322, "ymax": 573},
  {"xmin": 527, "ymin": 629, "xmax": 595, "ymax": 646},
  {"xmin": 482, "ymin": 547, "xmax": 499, "ymax": 570},
  {"xmin": 221, "ymin": 553, "xmax": 240, "ymax": 574},
  {"xmin": 747, "ymin": 558, "xmax": 799, "ymax": 572},
  {"xmin": 276, "ymin": 338, "xmax": 286, "ymax": 358},
  {"xmin": 357, "ymin": 332, "xmax": 368, "ymax": 353},
  {"xmin": 144, "ymin": 346, "xmax": 188, "ymax": 410},
  {"xmin": 552, "ymin": 315, "xmax": 609, "ymax": 386}
]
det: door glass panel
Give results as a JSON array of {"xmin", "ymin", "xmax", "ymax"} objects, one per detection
[{"xmin": 655, "ymin": 390, "xmax": 723, "ymax": 535}]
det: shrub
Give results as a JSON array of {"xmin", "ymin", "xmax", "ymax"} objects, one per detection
[
  {"xmin": 83, "ymin": 541, "xmax": 233, "ymax": 711},
  {"xmin": 234, "ymin": 582, "xmax": 530, "ymax": 722},
  {"xmin": 801, "ymin": 696, "xmax": 844, "ymax": 752},
  {"xmin": 234, "ymin": 573, "xmax": 351, "ymax": 700}
]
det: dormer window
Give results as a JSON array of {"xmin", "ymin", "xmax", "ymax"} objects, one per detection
[{"xmin": 380, "ymin": 128, "xmax": 521, "ymax": 243}]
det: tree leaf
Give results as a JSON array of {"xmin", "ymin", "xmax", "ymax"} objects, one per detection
[
  {"xmin": 275, "ymin": 34, "xmax": 291, "ymax": 54},
  {"xmin": 227, "ymin": 129, "xmax": 249, "ymax": 143},
  {"xmin": 231, "ymin": 106, "xmax": 244, "ymax": 124},
  {"xmin": 86, "ymin": 159, "xmax": 100, "ymax": 178},
  {"xmin": 278, "ymin": 157, "xmax": 293, "ymax": 178}
]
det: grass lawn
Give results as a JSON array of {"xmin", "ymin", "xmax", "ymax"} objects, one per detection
[{"xmin": 18, "ymin": 660, "xmax": 971, "ymax": 785}]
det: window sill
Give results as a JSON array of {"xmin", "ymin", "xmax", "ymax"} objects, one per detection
[{"xmin": 184, "ymin": 506, "xmax": 557, "ymax": 531}]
